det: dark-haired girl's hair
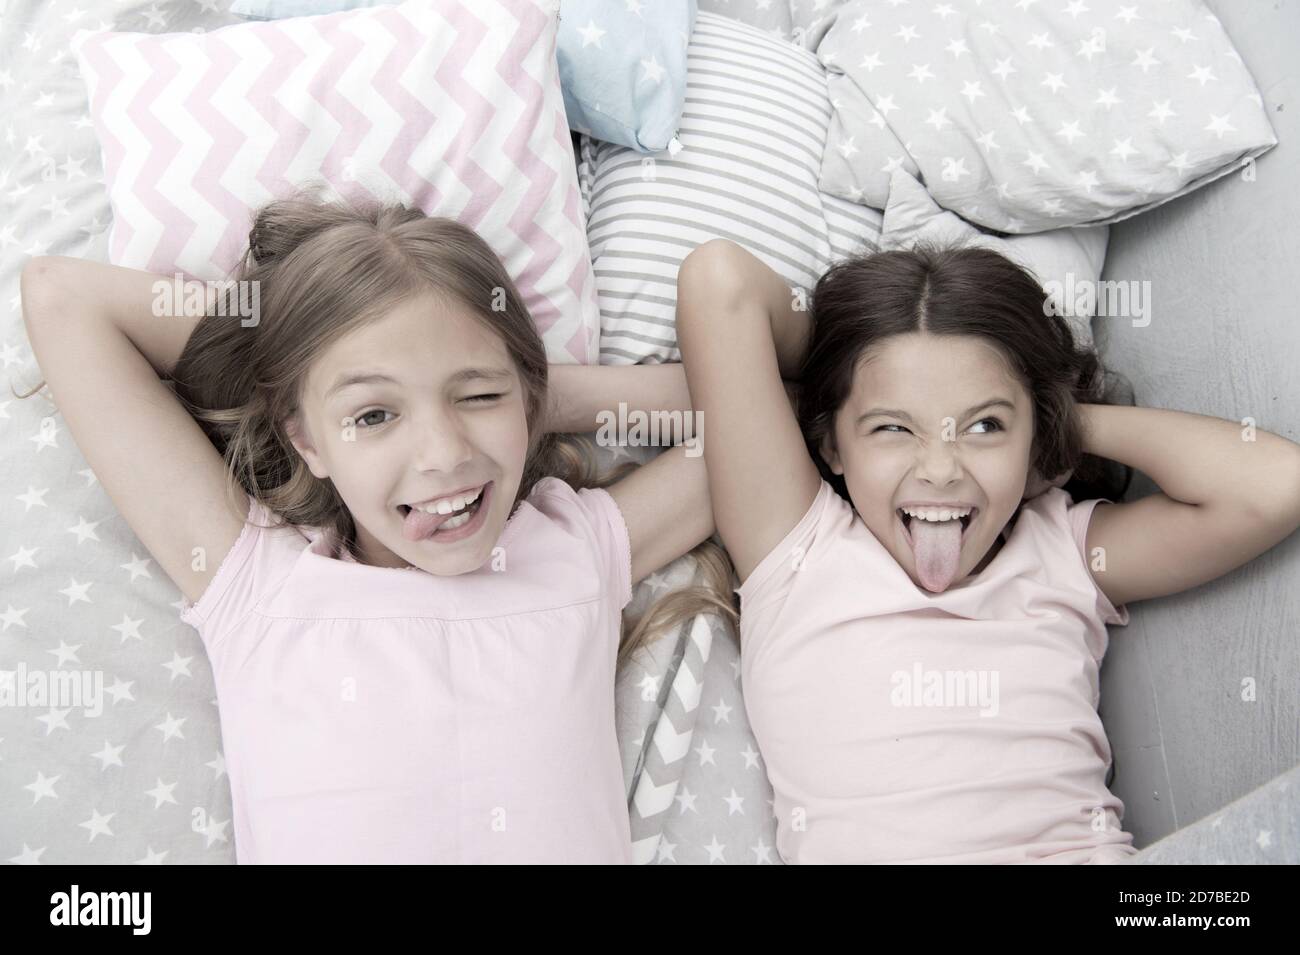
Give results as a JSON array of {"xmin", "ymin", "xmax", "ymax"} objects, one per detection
[{"xmin": 796, "ymin": 242, "xmax": 1134, "ymax": 506}]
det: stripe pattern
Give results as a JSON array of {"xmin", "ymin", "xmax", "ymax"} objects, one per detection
[
  {"xmin": 578, "ymin": 11, "xmax": 883, "ymax": 364},
  {"xmin": 70, "ymin": 0, "xmax": 598, "ymax": 363}
]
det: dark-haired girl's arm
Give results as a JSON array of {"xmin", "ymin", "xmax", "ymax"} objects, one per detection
[
  {"xmin": 1080, "ymin": 402, "xmax": 1300, "ymax": 607},
  {"xmin": 544, "ymin": 359, "xmax": 802, "ymax": 585},
  {"xmin": 677, "ymin": 239, "xmax": 824, "ymax": 584}
]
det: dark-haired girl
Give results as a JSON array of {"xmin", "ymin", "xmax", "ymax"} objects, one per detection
[{"xmin": 677, "ymin": 238, "xmax": 1300, "ymax": 864}]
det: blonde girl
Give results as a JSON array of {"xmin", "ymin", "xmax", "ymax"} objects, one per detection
[
  {"xmin": 676, "ymin": 239, "xmax": 1300, "ymax": 864},
  {"xmin": 19, "ymin": 189, "xmax": 724, "ymax": 864}
]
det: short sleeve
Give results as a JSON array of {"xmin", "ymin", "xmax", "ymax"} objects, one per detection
[
  {"xmin": 1066, "ymin": 496, "xmax": 1130, "ymax": 627},
  {"xmin": 735, "ymin": 480, "xmax": 837, "ymax": 615},
  {"xmin": 566, "ymin": 482, "xmax": 634, "ymax": 612},
  {"xmin": 178, "ymin": 494, "xmax": 307, "ymax": 652}
]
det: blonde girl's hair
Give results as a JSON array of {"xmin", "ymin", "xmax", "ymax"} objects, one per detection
[{"xmin": 16, "ymin": 183, "xmax": 735, "ymax": 664}]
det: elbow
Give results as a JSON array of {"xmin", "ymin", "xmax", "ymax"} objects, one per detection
[
  {"xmin": 679, "ymin": 241, "xmax": 749, "ymax": 308},
  {"xmin": 1283, "ymin": 443, "xmax": 1300, "ymax": 530},
  {"xmin": 1244, "ymin": 438, "xmax": 1300, "ymax": 532},
  {"xmin": 676, "ymin": 240, "xmax": 755, "ymax": 350}
]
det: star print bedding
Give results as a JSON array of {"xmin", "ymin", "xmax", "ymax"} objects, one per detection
[
  {"xmin": 0, "ymin": 0, "xmax": 717, "ymax": 866},
  {"xmin": 809, "ymin": 0, "xmax": 1278, "ymax": 233},
  {"xmin": 2, "ymin": 0, "xmax": 1295, "ymax": 867}
]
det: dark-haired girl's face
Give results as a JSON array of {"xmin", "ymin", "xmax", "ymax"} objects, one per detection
[
  {"xmin": 821, "ymin": 332, "xmax": 1036, "ymax": 593},
  {"xmin": 287, "ymin": 292, "xmax": 529, "ymax": 575}
]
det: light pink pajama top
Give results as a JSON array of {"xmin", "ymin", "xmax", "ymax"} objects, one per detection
[
  {"xmin": 737, "ymin": 483, "xmax": 1139, "ymax": 864},
  {"xmin": 180, "ymin": 477, "xmax": 634, "ymax": 864}
]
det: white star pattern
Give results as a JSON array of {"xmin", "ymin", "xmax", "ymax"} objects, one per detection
[
  {"xmin": 1095, "ymin": 87, "xmax": 1122, "ymax": 109},
  {"xmin": 639, "ymin": 55, "xmax": 665, "ymax": 85},
  {"xmin": 1204, "ymin": 113, "xmax": 1237, "ymax": 139},
  {"xmin": 860, "ymin": 52, "xmax": 884, "ymax": 72},
  {"xmin": 1132, "ymin": 48, "xmax": 1161, "ymax": 74},
  {"xmin": 1022, "ymin": 151, "xmax": 1049, "ymax": 175},
  {"xmin": 925, "ymin": 107, "xmax": 952, "ymax": 132},
  {"xmin": 1, "ymin": 0, "xmax": 1286, "ymax": 871},
  {"xmin": 1111, "ymin": 137, "xmax": 1138, "ymax": 162},
  {"xmin": 577, "ymin": 20, "xmax": 605, "ymax": 49},
  {"xmin": 1149, "ymin": 99, "xmax": 1177, "ymax": 125},
  {"xmin": 1056, "ymin": 120, "xmax": 1084, "ymax": 144},
  {"xmin": 941, "ymin": 156, "xmax": 970, "ymax": 181}
]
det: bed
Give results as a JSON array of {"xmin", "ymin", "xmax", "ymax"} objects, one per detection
[{"xmin": 1, "ymin": 0, "xmax": 1296, "ymax": 865}]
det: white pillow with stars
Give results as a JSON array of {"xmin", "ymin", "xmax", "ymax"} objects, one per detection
[
  {"xmin": 879, "ymin": 168, "xmax": 1107, "ymax": 350},
  {"xmin": 815, "ymin": 0, "xmax": 1277, "ymax": 233}
]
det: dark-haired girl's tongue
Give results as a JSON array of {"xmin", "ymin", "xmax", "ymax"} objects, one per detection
[{"xmin": 907, "ymin": 517, "xmax": 963, "ymax": 592}]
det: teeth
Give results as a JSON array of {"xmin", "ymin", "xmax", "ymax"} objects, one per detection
[
  {"xmin": 411, "ymin": 486, "xmax": 484, "ymax": 515},
  {"xmin": 438, "ymin": 507, "xmax": 476, "ymax": 531},
  {"xmin": 900, "ymin": 505, "xmax": 973, "ymax": 523}
]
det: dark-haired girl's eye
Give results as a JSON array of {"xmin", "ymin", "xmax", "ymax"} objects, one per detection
[
  {"xmin": 874, "ymin": 424, "xmax": 910, "ymax": 434},
  {"xmin": 356, "ymin": 409, "xmax": 393, "ymax": 428},
  {"xmin": 968, "ymin": 417, "xmax": 1003, "ymax": 434}
]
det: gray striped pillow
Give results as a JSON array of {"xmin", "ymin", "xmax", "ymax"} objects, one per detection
[{"xmin": 578, "ymin": 11, "xmax": 882, "ymax": 365}]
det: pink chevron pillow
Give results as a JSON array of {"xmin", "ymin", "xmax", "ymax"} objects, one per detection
[{"xmin": 70, "ymin": 0, "xmax": 596, "ymax": 363}]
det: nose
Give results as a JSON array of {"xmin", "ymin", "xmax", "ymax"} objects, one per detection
[
  {"xmin": 410, "ymin": 404, "xmax": 473, "ymax": 474},
  {"xmin": 913, "ymin": 434, "xmax": 963, "ymax": 488}
]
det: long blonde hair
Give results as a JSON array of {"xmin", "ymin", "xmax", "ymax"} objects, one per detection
[{"xmin": 54, "ymin": 184, "xmax": 735, "ymax": 663}]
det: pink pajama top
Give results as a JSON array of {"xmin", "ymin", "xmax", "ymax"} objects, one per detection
[
  {"xmin": 737, "ymin": 484, "xmax": 1139, "ymax": 864},
  {"xmin": 180, "ymin": 477, "xmax": 634, "ymax": 864}
]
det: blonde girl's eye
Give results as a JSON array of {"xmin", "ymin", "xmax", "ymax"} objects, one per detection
[
  {"xmin": 460, "ymin": 392, "xmax": 504, "ymax": 404},
  {"xmin": 356, "ymin": 409, "xmax": 394, "ymax": 428}
]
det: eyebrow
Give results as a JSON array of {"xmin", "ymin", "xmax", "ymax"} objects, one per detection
[
  {"xmin": 324, "ymin": 366, "xmax": 513, "ymax": 401},
  {"xmin": 856, "ymin": 398, "xmax": 1017, "ymax": 429}
]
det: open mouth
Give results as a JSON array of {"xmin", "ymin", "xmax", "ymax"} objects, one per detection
[
  {"xmin": 897, "ymin": 507, "xmax": 976, "ymax": 546},
  {"xmin": 397, "ymin": 482, "xmax": 492, "ymax": 541},
  {"xmin": 399, "ymin": 496, "xmax": 482, "ymax": 526}
]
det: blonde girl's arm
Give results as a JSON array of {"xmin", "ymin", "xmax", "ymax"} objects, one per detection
[
  {"xmin": 1080, "ymin": 403, "xmax": 1300, "ymax": 607},
  {"xmin": 543, "ymin": 263, "xmax": 813, "ymax": 585},
  {"xmin": 20, "ymin": 256, "xmax": 249, "ymax": 605},
  {"xmin": 675, "ymin": 239, "xmax": 823, "ymax": 584},
  {"xmin": 541, "ymin": 362, "xmax": 707, "ymax": 583},
  {"xmin": 545, "ymin": 363, "xmax": 694, "ymax": 433}
]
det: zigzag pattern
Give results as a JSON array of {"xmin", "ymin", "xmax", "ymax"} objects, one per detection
[
  {"xmin": 630, "ymin": 612, "xmax": 716, "ymax": 864},
  {"xmin": 71, "ymin": 0, "xmax": 596, "ymax": 363}
]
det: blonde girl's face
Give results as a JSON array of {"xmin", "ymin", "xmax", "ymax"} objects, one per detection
[
  {"xmin": 821, "ymin": 332, "xmax": 1036, "ymax": 594},
  {"xmin": 287, "ymin": 292, "xmax": 531, "ymax": 576}
]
